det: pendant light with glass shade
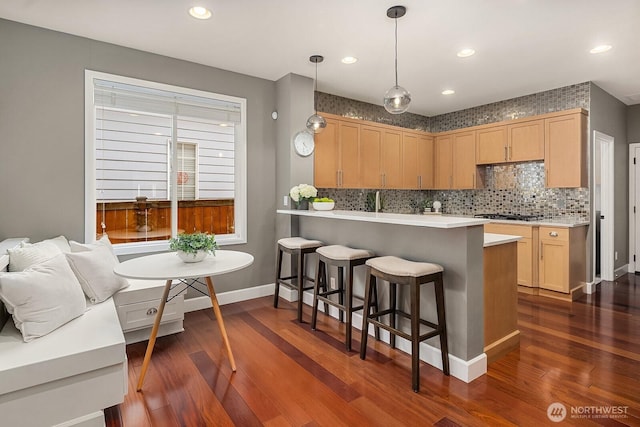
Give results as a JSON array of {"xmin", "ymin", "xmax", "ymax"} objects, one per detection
[
  {"xmin": 383, "ymin": 6, "xmax": 411, "ymax": 114},
  {"xmin": 306, "ymin": 55, "xmax": 327, "ymax": 134}
]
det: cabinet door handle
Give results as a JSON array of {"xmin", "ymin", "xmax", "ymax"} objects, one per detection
[
  {"xmin": 147, "ymin": 307, "xmax": 158, "ymax": 316},
  {"xmin": 336, "ymin": 171, "xmax": 340, "ymax": 187},
  {"xmin": 540, "ymin": 242, "xmax": 543, "ymax": 260},
  {"xmin": 339, "ymin": 170, "xmax": 343, "ymax": 187},
  {"xmin": 504, "ymin": 145, "xmax": 508, "ymax": 161},
  {"xmin": 508, "ymin": 145, "xmax": 512, "ymax": 160},
  {"xmin": 418, "ymin": 175, "xmax": 422, "ymax": 188},
  {"xmin": 549, "ymin": 231, "xmax": 559, "ymax": 237}
]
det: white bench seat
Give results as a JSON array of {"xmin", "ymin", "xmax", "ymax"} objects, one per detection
[{"xmin": 0, "ymin": 298, "xmax": 127, "ymax": 427}]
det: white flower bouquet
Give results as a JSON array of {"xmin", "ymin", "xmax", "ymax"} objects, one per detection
[{"xmin": 289, "ymin": 184, "xmax": 317, "ymax": 207}]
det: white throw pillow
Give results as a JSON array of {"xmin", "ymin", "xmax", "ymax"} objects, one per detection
[
  {"xmin": 69, "ymin": 235, "xmax": 118, "ymax": 263},
  {"xmin": 0, "ymin": 254, "xmax": 86, "ymax": 342},
  {"xmin": 7, "ymin": 241, "xmax": 61, "ymax": 272},
  {"xmin": 65, "ymin": 244, "xmax": 129, "ymax": 303},
  {"xmin": 22, "ymin": 235, "xmax": 71, "ymax": 253}
]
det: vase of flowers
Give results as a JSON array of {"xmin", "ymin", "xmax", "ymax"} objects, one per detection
[
  {"xmin": 169, "ymin": 232, "xmax": 218, "ymax": 263},
  {"xmin": 289, "ymin": 184, "xmax": 317, "ymax": 210}
]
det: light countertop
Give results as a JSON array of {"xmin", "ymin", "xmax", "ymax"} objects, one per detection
[
  {"xmin": 486, "ymin": 218, "xmax": 589, "ymax": 228},
  {"xmin": 484, "ymin": 233, "xmax": 522, "ymax": 247},
  {"xmin": 277, "ymin": 209, "xmax": 489, "ymax": 229}
]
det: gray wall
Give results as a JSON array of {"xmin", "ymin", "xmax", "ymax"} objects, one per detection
[
  {"xmin": 274, "ymin": 73, "xmax": 315, "ymax": 277},
  {"xmin": 0, "ymin": 19, "xmax": 277, "ymax": 292},
  {"xmin": 589, "ymin": 83, "xmax": 628, "ymax": 272},
  {"xmin": 628, "ymin": 104, "xmax": 640, "ymax": 142}
]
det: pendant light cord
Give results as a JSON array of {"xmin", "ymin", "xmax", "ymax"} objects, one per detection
[
  {"xmin": 394, "ymin": 13, "xmax": 399, "ymax": 87},
  {"xmin": 314, "ymin": 61, "xmax": 318, "ymax": 113}
]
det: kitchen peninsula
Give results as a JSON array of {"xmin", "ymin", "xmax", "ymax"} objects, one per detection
[{"xmin": 278, "ymin": 209, "xmax": 514, "ymax": 382}]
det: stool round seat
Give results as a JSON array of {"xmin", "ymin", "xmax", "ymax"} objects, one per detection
[
  {"xmin": 317, "ymin": 245, "xmax": 375, "ymax": 261},
  {"xmin": 278, "ymin": 237, "xmax": 323, "ymax": 250},
  {"xmin": 366, "ymin": 256, "xmax": 443, "ymax": 277}
]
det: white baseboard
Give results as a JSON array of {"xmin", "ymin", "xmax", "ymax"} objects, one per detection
[
  {"xmin": 586, "ymin": 264, "xmax": 630, "ymax": 294},
  {"xmin": 52, "ymin": 411, "xmax": 105, "ymax": 427},
  {"xmin": 300, "ymin": 291, "xmax": 487, "ymax": 383},
  {"xmin": 184, "ymin": 283, "xmax": 276, "ymax": 312},
  {"xmin": 615, "ymin": 264, "xmax": 629, "ymax": 279},
  {"xmin": 185, "ymin": 285, "xmax": 487, "ymax": 383},
  {"xmin": 585, "ymin": 279, "xmax": 601, "ymax": 294}
]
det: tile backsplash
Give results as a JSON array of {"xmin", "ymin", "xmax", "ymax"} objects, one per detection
[
  {"xmin": 316, "ymin": 92, "xmax": 431, "ymax": 131},
  {"xmin": 315, "ymin": 82, "xmax": 591, "ymax": 221}
]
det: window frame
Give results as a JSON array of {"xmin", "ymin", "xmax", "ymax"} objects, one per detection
[{"xmin": 84, "ymin": 70, "xmax": 247, "ymax": 255}]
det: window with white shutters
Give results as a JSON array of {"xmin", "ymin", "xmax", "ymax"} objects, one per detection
[{"xmin": 85, "ymin": 71, "xmax": 247, "ymax": 254}]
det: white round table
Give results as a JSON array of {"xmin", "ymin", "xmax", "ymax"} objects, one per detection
[{"xmin": 114, "ymin": 250, "xmax": 254, "ymax": 391}]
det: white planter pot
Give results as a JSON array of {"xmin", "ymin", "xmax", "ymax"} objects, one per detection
[{"xmin": 177, "ymin": 250, "xmax": 208, "ymax": 263}]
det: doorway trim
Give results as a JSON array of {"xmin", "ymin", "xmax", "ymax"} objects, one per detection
[
  {"xmin": 629, "ymin": 143, "xmax": 640, "ymax": 272},
  {"xmin": 593, "ymin": 131, "xmax": 614, "ymax": 284}
]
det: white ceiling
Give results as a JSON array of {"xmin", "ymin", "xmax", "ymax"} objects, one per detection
[{"xmin": 1, "ymin": 0, "xmax": 639, "ymax": 116}]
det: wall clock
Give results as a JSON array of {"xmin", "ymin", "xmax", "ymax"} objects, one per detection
[{"xmin": 293, "ymin": 130, "xmax": 315, "ymax": 157}]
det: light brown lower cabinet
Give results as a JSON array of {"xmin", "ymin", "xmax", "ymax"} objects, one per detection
[
  {"xmin": 484, "ymin": 223, "xmax": 538, "ymax": 288},
  {"xmin": 483, "ymin": 241, "xmax": 519, "ymax": 363},
  {"xmin": 538, "ymin": 226, "xmax": 587, "ymax": 298},
  {"xmin": 484, "ymin": 223, "xmax": 587, "ymax": 300}
]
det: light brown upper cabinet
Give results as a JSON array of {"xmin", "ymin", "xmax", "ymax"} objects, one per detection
[
  {"xmin": 402, "ymin": 132, "xmax": 434, "ymax": 189},
  {"xmin": 381, "ymin": 129, "xmax": 403, "ymax": 189},
  {"xmin": 314, "ymin": 117, "xmax": 340, "ymax": 188},
  {"xmin": 453, "ymin": 131, "xmax": 477, "ymax": 189},
  {"xmin": 358, "ymin": 125, "xmax": 402, "ymax": 189},
  {"xmin": 544, "ymin": 112, "xmax": 587, "ymax": 188},
  {"xmin": 315, "ymin": 113, "xmax": 422, "ymax": 189},
  {"xmin": 314, "ymin": 108, "xmax": 586, "ymax": 190},
  {"xmin": 435, "ymin": 131, "xmax": 477, "ymax": 189},
  {"xmin": 434, "ymin": 134, "xmax": 453, "ymax": 189},
  {"xmin": 507, "ymin": 119, "xmax": 544, "ymax": 162},
  {"xmin": 359, "ymin": 125, "xmax": 382, "ymax": 188},
  {"xmin": 313, "ymin": 117, "xmax": 360, "ymax": 188},
  {"xmin": 476, "ymin": 120, "xmax": 544, "ymax": 164},
  {"xmin": 476, "ymin": 126, "xmax": 508, "ymax": 164}
]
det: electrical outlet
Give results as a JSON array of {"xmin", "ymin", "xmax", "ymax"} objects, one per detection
[
  {"xmin": 283, "ymin": 195, "xmax": 288, "ymax": 206},
  {"xmin": 615, "ymin": 251, "xmax": 618, "ymax": 261},
  {"xmin": 330, "ymin": 277, "xmax": 337, "ymax": 290}
]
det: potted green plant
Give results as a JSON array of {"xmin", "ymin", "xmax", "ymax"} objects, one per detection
[{"xmin": 169, "ymin": 232, "xmax": 218, "ymax": 263}]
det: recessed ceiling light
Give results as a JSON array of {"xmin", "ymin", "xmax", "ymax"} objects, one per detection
[
  {"xmin": 457, "ymin": 48, "xmax": 475, "ymax": 58},
  {"xmin": 341, "ymin": 56, "xmax": 358, "ymax": 64},
  {"xmin": 189, "ymin": 6, "xmax": 212, "ymax": 20},
  {"xmin": 442, "ymin": 89, "xmax": 455, "ymax": 95},
  {"xmin": 590, "ymin": 44, "xmax": 612, "ymax": 54}
]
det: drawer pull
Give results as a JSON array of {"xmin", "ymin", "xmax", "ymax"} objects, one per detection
[
  {"xmin": 549, "ymin": 231, "xmax": 559, "ymax": 237},
  {"xmin": 146, "ymin": 307, "xmax": 158, "ymax": 316}
]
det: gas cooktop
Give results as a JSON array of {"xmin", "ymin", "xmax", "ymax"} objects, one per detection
[{"xmin": 474, "ymin": 213, "xmax": 543, "ymax": 221}]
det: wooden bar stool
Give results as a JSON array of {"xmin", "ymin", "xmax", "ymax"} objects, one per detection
[
  {"xmin": 360, "ymin": 256, "xmax": 450, "ymax": 392},
  {"xmin": 274, "ymin": 237, "xmax": 323, "ymax": 322},
  {"xmin": 311, "ymin": 245, "xmax": 379, "ymax": 351}
]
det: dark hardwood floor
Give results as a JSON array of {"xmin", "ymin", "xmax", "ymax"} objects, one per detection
[{"xmin": 106, "ymin": 275, "xmax": 640, "ymax": 426}]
